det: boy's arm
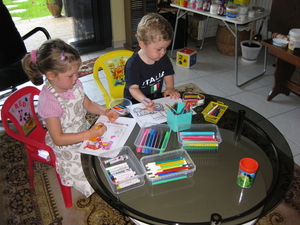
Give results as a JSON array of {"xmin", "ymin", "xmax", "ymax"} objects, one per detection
[
  {"xmin": 129, "ymin": 84, "xmax": 147, "ymax": 103},
  {"xmin": 163, "ymin": 75, "xmax": 181, "ymax": 99},
  {"xmin": 129, "ymin": 84, "xmax": 155, "ymax": 110}
]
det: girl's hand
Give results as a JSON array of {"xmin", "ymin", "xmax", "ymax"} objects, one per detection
[
  {"xmin": 164, "ymin": 88, "xmax": 181, "ymax": 99},
  {"xmin": 105, "ymin": 109, "xmax": 119, "ymax": 122},
  {"xmin": 90, "ymin": 122, "xmax": 107, "ymax": 137}
]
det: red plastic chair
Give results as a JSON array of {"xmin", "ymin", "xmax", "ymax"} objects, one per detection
[{"xmin": 1, "ymin": 86, "xmax": 72, "ymax": 208}]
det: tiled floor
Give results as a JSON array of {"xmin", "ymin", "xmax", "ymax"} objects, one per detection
[{"xmin": 1, "ymin": 16, "xmax": 300, "ymax": 166}]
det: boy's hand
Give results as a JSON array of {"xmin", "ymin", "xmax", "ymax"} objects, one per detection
[
  {"xmin": 164, "ymin": 88, "xmax": 181, "ymax": 99},
  {"xmin": 143, "ymin": 98, "xmax": 155, "ymax": 112},
  {"xmin": 105, "ymin": 109, "xmax": 119, "ymax": 122}
]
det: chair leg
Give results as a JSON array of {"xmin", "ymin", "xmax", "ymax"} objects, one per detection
[
  {"xmin": 55, "ymin": 172, "xmax": 73, "ymax": 208},
  {"xmin": 28, "ymin": 158, "xmax": 35, "ymax": 189}
]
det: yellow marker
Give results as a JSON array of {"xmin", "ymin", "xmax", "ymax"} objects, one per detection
[{"xmin": 95, "ymin": 123, "xmax": 103, "ymax": 129}]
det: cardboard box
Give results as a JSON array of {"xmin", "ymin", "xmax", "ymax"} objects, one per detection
[{"xmin": 188, "ymin": 15, "xmax": 205, "ymax": 41}]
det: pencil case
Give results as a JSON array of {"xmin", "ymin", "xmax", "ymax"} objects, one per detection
[
  {"xmin": 201, "ymin": 101, "xmax": 228, "ymax": 124},
  {"xmin": 98, "ymin": 146, "xmax": 146, "ymax": 194},
  {"xmin": 134, "ymin": 122, "xmax": 172, "ymax": 154},
  {"xmin": 177, "ymin": 124, "xmax": 222, "ymax": 152},
  {"xmin": 140, "ymin": 149, "xmax": 196, "ymax": 186}
]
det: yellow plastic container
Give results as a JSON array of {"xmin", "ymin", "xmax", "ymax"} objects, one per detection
[{"xmin": 201, "ymin": 101, "xmax": 228, "ymax": 124}]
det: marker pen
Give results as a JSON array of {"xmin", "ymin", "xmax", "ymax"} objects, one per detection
[{"xmin": 103, "ymin": 154, "xmax": 129, "ymax": 166}]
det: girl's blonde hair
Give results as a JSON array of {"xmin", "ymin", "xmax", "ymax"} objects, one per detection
[
  {"xmin": 22, "ymin": 38, "xmax": 82, "ymax": 85},
  {"xmin": 136, "ymin": 13, "xmax": 173, "ymax": 46}
]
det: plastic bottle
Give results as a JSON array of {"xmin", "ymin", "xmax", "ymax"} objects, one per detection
[
  {"xmin": 203, "ymin": 0, "xmax": 211, "ymax": 11},
  {"xmin": 196, "ymin": 0, "xmax": 203, "ymax": 10}
]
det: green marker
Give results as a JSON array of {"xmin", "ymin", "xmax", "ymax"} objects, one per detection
[
  {"xmin": 160, "ymin": 131, "xmax": 170, "ymax": 149},
  {"xmin": 152, "ymin": 175, "xmax": 187, "ymax": 185}
]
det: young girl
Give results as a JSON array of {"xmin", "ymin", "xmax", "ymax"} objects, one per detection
[{"xmin": 22, "ymin": 38, "xmax": 119, "ymax": 198}]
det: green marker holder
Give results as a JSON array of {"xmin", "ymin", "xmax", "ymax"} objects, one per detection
[{"xmin": 167, "ymin": 102, "xmax": 192, "ymax": 132}]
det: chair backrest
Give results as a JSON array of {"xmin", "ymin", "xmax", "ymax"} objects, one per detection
[
  {"xmin": 93, "ymin": 50, "xmax": 134, "ymax": 108},
  {"xmin": 1, "ymin": 86, "xmax": 55, "ymax": 162},
  {"xmin": 0, "ymin": 3, "xmax": 27, "ymax": 68}
]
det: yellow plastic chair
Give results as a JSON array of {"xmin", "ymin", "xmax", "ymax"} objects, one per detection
[{"xmin": 93, "ymin": 50, "xmax": 134, "ymax": 108}]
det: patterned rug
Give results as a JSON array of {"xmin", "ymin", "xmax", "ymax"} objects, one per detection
[
  {"xmin": 0, "ymin": 132, "xmax": 62, "ymax": 225},
  {"xmin": 78, "ymin": 57, "xmax": 100, "ymax": 78}
]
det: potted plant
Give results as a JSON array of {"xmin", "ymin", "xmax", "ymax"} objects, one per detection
[
  {"xmin": 240, "ymin": 21, "xmax": 262, "ymax": 63},
  {"xmin": 46, "ymin": 0, "xmax": 63, "ymax": 18}
]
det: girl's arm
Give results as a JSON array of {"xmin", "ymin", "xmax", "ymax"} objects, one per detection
[
  {"xmin": 45, "ymin": 117, "xmax": 107, "ymax": 146},
  {"xmin": 83, "ymin": 94, "xmax": 119, "ymax": 121},
  {"xmin": 163, "ymin": 75, "xmax": 180, "ymax": 99}
]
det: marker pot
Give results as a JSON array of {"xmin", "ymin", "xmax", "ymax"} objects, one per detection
[
  {"xmin": 236, "ymin": 158, "xmax": 259, "ymax": 188},
  {"xmin": 167, "ymin": 102, "xmax": 192, "ymax": 132}
]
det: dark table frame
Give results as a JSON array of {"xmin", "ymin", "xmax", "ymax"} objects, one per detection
[{"xmin": 82, "ymin": 93, "xmax": 294, "ymax": 225}]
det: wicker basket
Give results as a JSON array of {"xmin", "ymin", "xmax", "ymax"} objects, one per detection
[{"xmin": 216, "ymin": 24, "xmax": 250, "ymax": 56}]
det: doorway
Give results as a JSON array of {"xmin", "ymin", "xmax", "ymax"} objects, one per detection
[{"xmin": 64, "ymin": 0, "xmax": 112, "ymax": 53}]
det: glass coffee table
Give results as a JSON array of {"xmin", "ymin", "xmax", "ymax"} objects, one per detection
[{"xmin": 81, "ymin": 94, "xmax": 294, "ymax": 225}]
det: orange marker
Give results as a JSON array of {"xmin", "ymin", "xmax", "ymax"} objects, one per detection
[{"xmin": 95, "ymin": 123, "xmax": 103, "ymax": 129}]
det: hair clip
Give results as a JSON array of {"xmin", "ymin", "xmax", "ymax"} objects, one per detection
[
  {"xmin": 60, "ymin": 50, "xmax": 65, "ymax": 60},
  {"xmin": 30, "ymin": 50, "xmax": 38, "ymax": 63}
]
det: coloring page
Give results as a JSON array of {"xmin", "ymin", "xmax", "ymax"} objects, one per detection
[
  {"xmin": 78, "ymin": 115, "xmax": 136, "ymax": 156},
  {"xmin": 130, "ymin": 96, "xmax": 183, "ymax": 127}
]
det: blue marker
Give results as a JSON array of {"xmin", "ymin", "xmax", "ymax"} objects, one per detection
[{"xmin": 143, "ymin": 99, "xmax": 159, "ymax": 111}]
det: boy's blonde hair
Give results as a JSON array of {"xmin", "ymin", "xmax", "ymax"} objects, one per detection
[{"xmin": 136, "ymin": 13, "xmax": 173, "ymax": 45}]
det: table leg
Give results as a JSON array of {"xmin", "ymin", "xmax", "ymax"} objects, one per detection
[
  {"xmin": 170, "ymin": 9, "xmax": 188, "ymax": 59},
  {"xmin": 234, "ymin": 110, "xmax": 246, "ymax": 141},
  {"xmin": 235, "ymin": 18, "xmax": 269, "ymax": 87},
  {"xmin": 267, "ymin": 58, "xmax": 295, "ymax": 101}
]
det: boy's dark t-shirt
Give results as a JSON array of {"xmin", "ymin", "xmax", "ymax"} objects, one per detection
[{"xmin": 124, "ymin": 52, "xmax": 174, "ymax": 100}]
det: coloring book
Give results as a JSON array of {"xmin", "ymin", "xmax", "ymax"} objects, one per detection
[
  {"xmin": 130, "ymin": 96, "xmax": 183, "ymax": 127},
  {"xmin": 78, "ymin": 115, "xmax": 136, "ymax": 156}
]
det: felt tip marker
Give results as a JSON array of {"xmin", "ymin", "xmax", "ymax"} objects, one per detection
[
  {"xmin": 103, "ymin": 155, "xmax": 129, "ymax": 166},
  {"xmin": 152, "ymin": 175, "xmax": 187, "ymax": 185},
  {"xmin": 143, "ymin": 99, "xmax": 159, "ymax": 111},
  {"xmin": 137, "ymin": 128, "xmax": 150, "ymax": 152}
]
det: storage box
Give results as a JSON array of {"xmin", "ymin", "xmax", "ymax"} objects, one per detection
[
  {"xmin": 201, "ymin": 101, "xmax": 228, "ymax": 124},
  {"xmin": 98, "ymin": 146, "xmax": 146, "ymax": 194},
  {"xmin": 177, "ymin": 124, "xmax": 222, "ymax": 151},
  {"xmin": 140, "ymin": 149, "xmax": 196, "ymax": 186},
  {"xmin": 134, "ymin": 122, "xmax": 171, "ymax": 154},
  {"xmin": 188, "ymin": 15, "xmax": 205, "ymax": 41},
  {"xmin": 167, "ymin": 102, "xmax": 192, "ymax": 132},
  {"xmin": 176, "ymin": 48, "xmax": 197, "ymax": 68}
]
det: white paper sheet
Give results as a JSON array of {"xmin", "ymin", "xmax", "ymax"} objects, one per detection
[
  {"xmin": 78, "ymin": 116, "xmax": 136, "ymax": 156},
  {"xmin": 129, "ymin": 96, "xmax": 183, "ymax": 127}
]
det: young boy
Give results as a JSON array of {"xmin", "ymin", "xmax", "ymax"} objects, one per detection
[{"xmin": 124, "ymin": 13, "xmax": 180, "ymax": 110}]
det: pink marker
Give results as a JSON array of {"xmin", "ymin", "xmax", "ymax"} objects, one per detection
[{"xmin": 137, "ymin": 128, "xmax": 149, "ymax": 152}]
